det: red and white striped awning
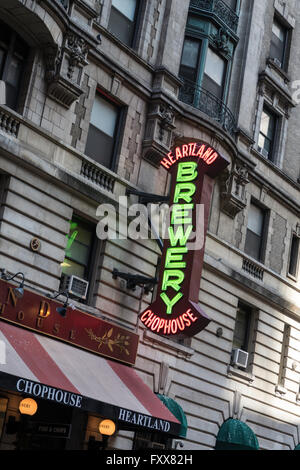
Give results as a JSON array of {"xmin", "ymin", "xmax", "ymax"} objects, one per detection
[{"xmin": 0, "ymin": 322, "xmax": 181, "ymax": 435}]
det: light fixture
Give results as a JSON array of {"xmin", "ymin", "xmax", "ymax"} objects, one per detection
[
  {"xmin": 46, "ymin": 291, "xmax": 70, "ymax": 318},
  {"xmin": 19, "ymin": 398, "xmax": 38, "ymax": 416},
  {"xmin": 0, "ymin": 270, "xmax": 25, "ymax": 298}
]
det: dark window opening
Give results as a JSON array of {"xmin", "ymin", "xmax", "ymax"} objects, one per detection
[
  {"xmin": 60, "ymin": 215, "xmax": 98, "ymax": 303},
  {"xmin": 245, "ymin": 203, "xmax": 267, "ymax": 262},
  {"xmin": 232, "ymin": 303, "xmax": 252, "ymax": 352},
  {"xmin": 179, "ymin": 38, "xmax": 202, "ymax": 84},
  {"xmin": 0, "ymin": 19, "xmax": 29, "ymax": 110},
  {"xmin": 288, "ymin": 234, "xmax": 299, "ymax": 278}
]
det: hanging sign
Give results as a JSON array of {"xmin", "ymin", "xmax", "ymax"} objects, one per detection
[{"xmin": 139, "ymin": 142, "xmax": 230, "ymax": 337}]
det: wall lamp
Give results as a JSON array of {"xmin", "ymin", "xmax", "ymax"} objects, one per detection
[
  {"xmin": 112, "ymin": 268, "xmax": 157, "ymax": 295},
  {"xmin": 46, "ymin": 291, "xmax": 74, "ymax": 318},
  {"xmin": 0, "ymin": 270, "xmax": 25, "ymax": 298}
]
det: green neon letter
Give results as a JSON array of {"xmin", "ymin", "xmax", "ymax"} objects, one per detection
[
  {"xmin": 162, "ymin": 270, "xmax": 185, "ymax": 292},
  {"xmin": 173, "ymin": 183, "xmax": 196, "ymax": 203},
  {"xmin": 171, "ymin": 204, "xmax": 194, "ymax": 225},
  {"xmin": 177, "ymin": 162, "xmax": 198, "ymax": 182},
  {"xmin": 160, "ymin": 292, "xmax": 183, "ymax": 315},
  {"xmin": 165, "ymin": 247, "xmax": 188, "ymax": 269},
  {"xmin": 168, "ymin": 225, "xmax": 193, "ymax": 247}
]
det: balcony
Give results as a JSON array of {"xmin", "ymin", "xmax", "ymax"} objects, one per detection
[
  {"xmin": 179, "ymin": 78, "xmax": 236, "ymax": 137},
  {"xmin": 189, "ymin": 0, "xmax": 239, "ymax": 34}
]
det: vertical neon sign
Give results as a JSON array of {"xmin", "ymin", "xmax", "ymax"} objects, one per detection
[{"xmin": 139, "ymin": 142, "xmax": 230, "ymax": 338}]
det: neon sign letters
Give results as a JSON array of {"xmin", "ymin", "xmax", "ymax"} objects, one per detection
[{"xmin": 139, "ymin": 142, "xmax": 230, "ymax": 338}]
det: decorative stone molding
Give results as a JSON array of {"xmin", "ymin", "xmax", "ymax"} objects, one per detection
[
  {"xmin": 211, "ymin": 28, "xmax": 231, "ymax": 55},
  {"xmin": 44, "ymin": 31, "xmax": 90, "ymax": 108},
  {"xmin": 142, "ymin": 101, "xmax": 176, "ymax": 167},
  {"xmin": 220, "ymin": 163, "xmax": 249, "ymax": 218}
]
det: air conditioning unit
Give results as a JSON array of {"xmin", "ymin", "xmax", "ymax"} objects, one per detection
[
  {"xmin": 61, "ymin": 274, "xmax": 89, "ymax": 300},
  {"xmin": 231, "ymin": 348, "xmax": 249, "ymax": 369}
]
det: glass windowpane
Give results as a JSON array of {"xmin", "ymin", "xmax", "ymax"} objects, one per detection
[
  {"xmin": 90, "ymin": 95, "xmax": 118, "ymax": 137},
  {"xmin": 112, "ymin": 0, "xmax": 137, "ymax": 21},
  {"xmin": 247, "ymin": 204, "xmax": 264, "ymax": 236},
  {"xmin": 204, "ymin": 48, "xmax": 225, "ymax": 86},
  {"xmin": 181, "ymin": 39, "xmax": 200, "ymax": 68}
]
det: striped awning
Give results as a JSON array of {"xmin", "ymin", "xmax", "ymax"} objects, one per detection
[{"xmin": 0, "ymin": 321, "xmax": 181, "ymax": 435}]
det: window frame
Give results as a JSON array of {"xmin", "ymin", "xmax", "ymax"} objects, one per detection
[
  {"xmin": 61, "ymin": 214, "xmax": 100, "ymax": 305},
  {"xmin": 287, "ymin": 232, "xmax": 300, "ymax": 280},
  {"xmin": 85, "ymin": 89, "xmax": 125, "ymax": 172},
  {"xmin": 231, "ymin": 301, "xmax": 257, "ymax": 373},
  {"xmin": 269, "ymin": 16, "xmax": 291, "ymax": 72},
  {"xmin": 244, "ymin": 200, "xmax": 269, "ymax": 264},
  {"xmin": 0, "ymin": 19, "xmax": 29, "ymax": 111},
  {"xmin": 108, "ymin": 0, "xmax": 143, "ymax": 49},
  {"xmin": 258, "ymin": 104, "xmax": 280, "ymax": 163}
]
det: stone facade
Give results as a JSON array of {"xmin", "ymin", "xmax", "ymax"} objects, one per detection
[{"xmin": 0, "ymin": 0, "xmax": 299, "ymax": 451}]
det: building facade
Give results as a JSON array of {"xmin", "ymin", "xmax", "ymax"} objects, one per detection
[{"xmin": 0, "ymin": 0, "xmax": 299, "ymax": 450}]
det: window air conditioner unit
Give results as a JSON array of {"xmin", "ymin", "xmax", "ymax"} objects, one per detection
[
  {"xmin": 61, "ymin": 274, "xmax": 89, "ymax": 300},
  {"xmin": 231, "ymin": 348, "xmax": 249, "ymax": 369}
]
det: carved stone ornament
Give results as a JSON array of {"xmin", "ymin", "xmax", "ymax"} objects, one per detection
[
  {"xmin": 212, "ymin": 28, "xmax": 231, "ymax": 55},
  {"xmin": 44, "ymin": 32, "xmax": 90, "ymax": 108},
  {"xmin": 220, "ymin": 163, "xmax": 249, "ymax": 218},
  {"xmin": 142, "ymin": 102, "xmax": 176, "ymax": 167}
]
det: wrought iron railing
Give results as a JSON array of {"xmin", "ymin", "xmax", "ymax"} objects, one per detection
[
  {"xmin": 190, "ymin": 0, "xmax": 239, "ymax": 34},
  {"xmin": 179, "ymin": 78, "xmax": 236, "ymax": 137}
]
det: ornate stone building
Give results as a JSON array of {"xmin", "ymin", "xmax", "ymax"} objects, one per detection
[{"xmin": 0, "ymin": 0, "xmax": 299, "ymax": 450}]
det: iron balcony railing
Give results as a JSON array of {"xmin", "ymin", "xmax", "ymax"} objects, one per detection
[
  {"xmin": 190, "ymin": 0, "xmax": 239, "ymax": 34},
  {"xmin": 179, "ymin": 78, "xmax": 236, "ymax": 137}
]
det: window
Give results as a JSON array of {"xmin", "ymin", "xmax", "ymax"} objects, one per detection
[
  {"xmin": 133, "ymin": 431, "xmax": 172, "ymax": 450},
  {"xmin": 202, "ymin": 47, "xmax": 226, "ymax": 100},
  {"xmin": 179, "ymin": 38, "xmax": 202, "ymax": 83},
  {"xmin": 232, "ymin": 303, "xmax": 252, "ymax": 352},
  {"xmin": 288, "ymin": 234, "xmax": 300, "ymax": 278},
  {"xmin": 0, "ymin": 20, "xmax": 29, "ymax": 110},
  {"xmin": 61, "ymin": 215, "xmax": 98, "ymax": 301},
  {"xmin": 245, "ymin": 203, "xmax": 267, "ymax": 262},
  {"xmin": 85, "ymin": 93, "xmax": 120, "ymax": 170},
  {"xmin": 270, "ymin": 18, "xmax": 290, "ymax": 70},
  {"xmin": 258, "ymin": 107, "xmax": 278, "ymax": 161},
  {"xmin": 108, "ymin": 0, "xmax": 140, "ymax": 47}
]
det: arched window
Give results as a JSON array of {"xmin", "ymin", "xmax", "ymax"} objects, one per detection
[{"xmin": 0, "ymin": 19, "xmax": 29, "ymax": 111}]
